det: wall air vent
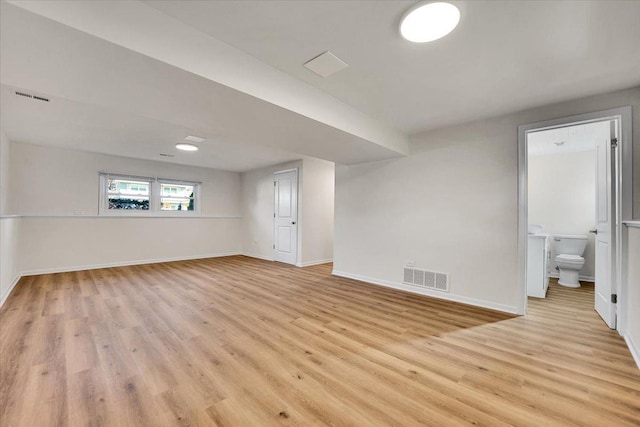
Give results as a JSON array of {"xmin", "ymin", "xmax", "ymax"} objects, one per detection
[
  {"xmin": 15, "ymin": 91, "xmax": 49, "ymax": 102},
  {"xmin": 403, "ymin": 266, "xmax": 449, "ymax": 292}
]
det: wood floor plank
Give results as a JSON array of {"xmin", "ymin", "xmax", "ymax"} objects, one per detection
[{"xmin": 1, "ymin": 256, "xmax": 639, "ymax": 426}]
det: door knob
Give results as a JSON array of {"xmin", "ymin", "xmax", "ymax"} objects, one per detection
[
  {"xmin": 291, "ymin": 221, "xmax": 296, "ymax": 225},
  {"xmin": 589, "ymin": 229, "xmax": 598, "ymax": 234}
]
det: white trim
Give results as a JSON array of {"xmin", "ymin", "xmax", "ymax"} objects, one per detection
[
  {"xmin": 0, "ymin": 215, "xmax": 241, "ymax": 219},
  {"xmin": 296, "ymin": 258, "xmax": 333, "ymax": 267},
  {"xmin": 518, "ymin": 106, "xmax": 633, "ymax": 326},
  {"xmin": 0, "ymin": 274, "xmax": 22, "ymax": 308},
  {"xmin": 624, "ymin": 333, "xmax": 640, "ymax": 370},
  {"xmin": 241, "ymin": 252, "xmax": 275, "ymax": 262},
  {"xmin": 624, "ymin": 221, "xmax": 640, "ymax": 228},
  {"xmin": 332, "ymin": 270, "xmax": 519, "ymax": 315},
  {"xmin": 19, "ymin": 252, "xmax": 241, "ymax": 278}
]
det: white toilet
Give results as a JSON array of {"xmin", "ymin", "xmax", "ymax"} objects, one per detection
[{"xmin": 553, "ymin": 234, "xmax": 588, "ymax": 288}]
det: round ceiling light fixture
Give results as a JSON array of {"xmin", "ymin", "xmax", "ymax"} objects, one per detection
[
  {"xmin": 400, "ymin": 2, "xmax": 461, "ymax": 43},
  {"xmin": 176, "ymin": 142, "xmax": 199, "ymax": 151}
]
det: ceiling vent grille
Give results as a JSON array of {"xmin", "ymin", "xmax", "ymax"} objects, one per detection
[
  {"xmin": 403, "ymin": 266, "xmax": 449, "ymax": 292},
  {"xmin": 15, "ymin": 90, "xmax": 49, "ymax": 102}
]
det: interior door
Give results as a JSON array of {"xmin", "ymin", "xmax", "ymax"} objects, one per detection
[
  {"xmin": 594, "ymin": 120, "xmax": 617, "ymax": 329},
  {"xmin": 274, "ymin": 169, "xmax": 298, "ymax": 265}
]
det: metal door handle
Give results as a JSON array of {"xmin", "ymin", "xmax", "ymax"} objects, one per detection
[
  {"xmin": 589, "ymin": 229, "xmax": 598, "ymax": 235},
  {"xmin": 291, "ymin": 221, "xmax": 296, "ymax": 225}
]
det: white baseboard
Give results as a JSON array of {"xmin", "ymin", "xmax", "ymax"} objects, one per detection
[
  {"xmin": 624, "ymin": 333, "xmax": 640, "ymax": 370},
  {"xmin": 332, "ymin": 270, "xmax": 519, "ymax": 315},
  {"xmin": 0, "ymin": 274, "xmax": 22, "ymax": 308},
  {"xmin": 20, "ymin": 252, "xmax": 242, "ymax": 277},
  {"xmin": 296, "ymin": 258, "xmax": 333, "ymax": 267},
  {"xmin": 241, "ymin": 252, "xmax": 275, "ymax": 262},
  {"xmin": 548, "ymin": 272, "xmax": 595, "ymax": 283}
]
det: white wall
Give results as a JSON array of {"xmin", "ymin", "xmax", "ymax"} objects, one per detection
[
  {"xmin": 10, "ymin": 143, "xmax": 240, "ymax": 216},
  {"xmin": 0, "ymin": 129, "xmax": 20, "ymax": 304},
  {"xmin": 240, "ymin": 157, "xmax": 334, "ymax": 266},
  {"xmin": 528, "ymin": 151, "xmax": 596, "ymax": 278},
  {"xmin": 301, "ymin": 157, "xmax": 334, "ymax": 266},
  {"xmin": 241, "ymin": 160, "xmax": 302, "ymax": 261},
  {"xmin": 6, "ymin": 142, "xmax": 242, "ymax": 281},
  {"xmin": 624, "ymin": 224, "xmax": 640, "ymax": 368},
  {"xmin": 0, "ymin": 129, "xmax": 9, "ymax": 215},
  {"xmin": 334, "ymin": 86, "xmax": 640, "ymax": 314}
]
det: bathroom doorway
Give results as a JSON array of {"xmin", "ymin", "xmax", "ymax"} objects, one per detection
[{"xmin": 517, "ymin": 107, "xmax": 632, "ymax": 331}]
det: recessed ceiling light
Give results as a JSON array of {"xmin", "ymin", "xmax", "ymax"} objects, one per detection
[
  {"xmin": 185, "ymin": 135, "xmax": 206, "ymax": 143},
  {"xmin": 400, "ymin": 2, "xmax": 461, "ymax": 43},
  {"xmin": 176, "ymin": 143, "xmax": 199, "ymax": 152}
]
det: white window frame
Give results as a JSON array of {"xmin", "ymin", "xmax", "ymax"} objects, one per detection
[
  {"xmin": 99, "ymin": 173, "xmax": 201, "ymax": 216},
  {"xmin": 157, "ymin": 178, "xmax": 201, "ymax": 216}
]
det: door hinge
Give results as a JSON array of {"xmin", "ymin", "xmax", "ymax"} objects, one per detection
[
  {"xmin": 611, "ymin": 138, "xmax": 618, "ymax": 148},
  {"xmin": 611, "ymin": 294, "xmax": 617, "ymax": 304},
  {"xmin": 273, "ymin": 212, "xmax": 276, "ymax": 218},
  {"xmin": 274, "ymin": 181, "xmax": 277, "ymax": 186},
  {"xmin": 273, "ymin": 244, "xmax": 275, "ymax": 249}
]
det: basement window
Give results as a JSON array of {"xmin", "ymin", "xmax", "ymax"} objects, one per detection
[{"xmin": 99, "ymin": 173, "xmax": 200, "ymax": 216}]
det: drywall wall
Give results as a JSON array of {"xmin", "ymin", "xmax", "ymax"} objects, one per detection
[
  {"xmin": 240, "ymin": 157, "xmax": 334, "ymax": 265},
  {"xmin": 624, "ymin": 224, "xmax": 640, "ymax": 368},
  {"xmin": 241, "ymin": 160, "xmax": 302, "ymax": 261},
  {"xmin": 334, "ymin": 86, "xmax": 640, "ymax": 314},
  {"xmin": 528, "ymin": 151, "xmax": 596, "ymax": 278},
  {"xmin": 0, "ymin": 129, "xmax": 9, "ymax": 214},
  {"xmin": 10, "ymin": 142, "xmax": 241, "ymax": 216},
  {"xmin": 8, "ymin": 142, "xmax": 242, "ymax": 278},
  {"xmin": 0, "ymin": 130, "xmax": 20, "ymax": 304},
  {"xmin": 0, "ymin": 217, "xmax": 19, "ymax": 305},
  {"xmin": 18, "ymin": 217, "xmax": 240, "ymax": 274},
  {"xmin": 301, "ymin": 157, "xmax": 334, "ymax": 266}
]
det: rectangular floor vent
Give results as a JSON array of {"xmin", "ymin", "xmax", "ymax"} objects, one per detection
[{"xmin": 403, "ymin": 266, "xmax": 449, "ymax": 292}]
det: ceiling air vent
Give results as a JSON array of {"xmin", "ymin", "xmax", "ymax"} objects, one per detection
[{"xmin": 15, "ymin": 90, "xmax": 49, "ymax": 102}]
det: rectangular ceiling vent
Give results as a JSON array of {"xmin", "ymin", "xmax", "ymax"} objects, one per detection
[
  {"xmin": 15, "ymin": 91, "xmax": 49, "ymax": 102},
  {"xmin": 403, "ymin": 266, "xmax": 449, "ymax": 292},
  {"xmin": 304, "ymin": 51, "xmax": 349, "ymax": 77}
]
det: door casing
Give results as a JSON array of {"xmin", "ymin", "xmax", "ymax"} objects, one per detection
[{"xmin": 517, "ymin": 106, "xmax": 632, "ymax": 334}]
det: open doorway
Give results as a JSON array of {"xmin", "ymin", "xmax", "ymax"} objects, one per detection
[{"xmin": 517, "ymin": 107, "xmax": 632, "ymax": 331}]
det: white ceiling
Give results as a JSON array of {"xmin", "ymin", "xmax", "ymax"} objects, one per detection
[
  {"xmin": 0, "ymin": 85, "xmax": 302, "ymax": 171},
  {"xmin": 528, "ymin": 121, "xmax": 609, "ymax": 157},
  {"xmin": 145, "ymin": 0, "xmax": 640, "ymax": 134},
  {"xmin": 1, "ymin": 1, "xmax": 639, "ymax": 171}
]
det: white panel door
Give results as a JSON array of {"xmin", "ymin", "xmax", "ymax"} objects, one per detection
[
  {"xmin": 274, "ymin": 169, "xmax": 298, "ymax": 265},
  {"xmin": 594, "ymin": 120, "xmax": 617, "ymax": 329}
]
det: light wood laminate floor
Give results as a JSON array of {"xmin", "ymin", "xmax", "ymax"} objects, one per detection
[{"xmin": 1, "ymin": 257, "xmax": 639, "ymax": 426}]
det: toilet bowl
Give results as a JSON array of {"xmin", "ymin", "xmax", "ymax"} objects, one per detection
[
  {"xmin": 553, "ymin": 234, "xmax": 588, "ymax": 288},
  {"xmin": 555, "ymin": 254, "xmax": 585, "ymax": 287}
]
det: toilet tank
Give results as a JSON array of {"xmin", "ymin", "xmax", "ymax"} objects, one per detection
[{"xmin": 553, "ymin": 234, "xmax": 588, "ymax": 256}]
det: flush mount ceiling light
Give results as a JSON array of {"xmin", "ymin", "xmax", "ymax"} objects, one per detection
[
  {"xmin": 176, "ymin": 143, "xmax": 199, "ymax": 152},
  {"xmin": 400, "ymin": 2, "xmax": 461, "ymax": 43}
]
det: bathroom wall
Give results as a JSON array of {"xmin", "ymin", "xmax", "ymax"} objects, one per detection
[{"xmin": 528, "ymin": 150, "xmax": 596, "ymax": 279}]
